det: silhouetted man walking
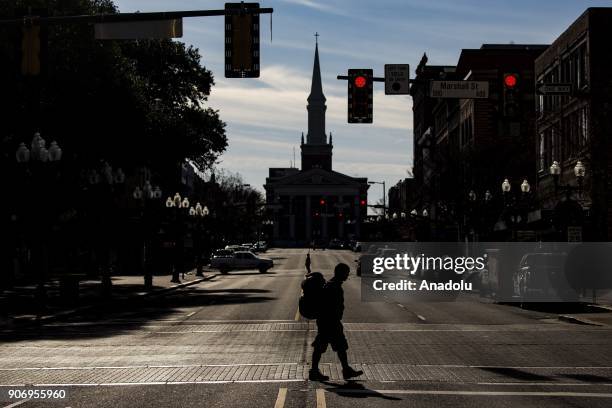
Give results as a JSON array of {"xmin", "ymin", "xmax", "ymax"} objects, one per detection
[{"xmin": 309, "ymin": 263, "xmax": 363, "ymax": 381}]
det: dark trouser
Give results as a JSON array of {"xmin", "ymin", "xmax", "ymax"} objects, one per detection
[{"xmin": 311, "ymin": 319, "xmax": 349, "ymax": 370}]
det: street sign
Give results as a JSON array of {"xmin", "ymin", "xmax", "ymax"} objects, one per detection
[
  {"xmin": 430, "ymin": 80, "xmax": 489, "ymax": 99},
  {"xmin": 384, "ymin": 64, "xmax": 410, "ymax": 95},
  {"xmin": 536, "ymin": 83, "xmax": 572, "ymax": 95},
  {"xmin": 94, "ymin": 19, "xmax": 183, "ymax": 39}
]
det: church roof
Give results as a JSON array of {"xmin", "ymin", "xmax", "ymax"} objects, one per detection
[{"xmin": 265, "ymin": 167, "xmax": 368, "ymax": 187}]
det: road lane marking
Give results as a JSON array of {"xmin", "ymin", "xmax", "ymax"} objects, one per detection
[
  {"xmin": 329, "ymin": 389, "xmax": 612, "ymax": 398},
  {"xmin": 416, "ymin": 314, "xmax": 426, "ymax": 322},
  {"xmin": 316, "ymin": 388, "xmax": 326, "ymax": 408},
  {"xmin": 294, "ymin": 308, "xmax": 301, "ymax": 321},
  {"xmin": 273, "ymin": 388, "xmax": 287, "ymax": 408},
  {"xmin": 2, "ymin": 400, "xmax": 30, "ymax": 408},
  {"xmin": 186, "ymin": 312, "xmax": 196, "ymax": 317}
]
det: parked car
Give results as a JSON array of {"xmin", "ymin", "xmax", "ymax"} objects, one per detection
[
  {"xmin": 225, "ymin": 244, "xmax": 252, "ymax": 252},
  {"xmin": 328, "ymin": 238, "xmax": 344, "ymax": 249},
  {"xmin": 251, "ymin": 241, "xmax": 268, "ymax": 253},
  {"xmin": 212, "ymin": 249, "xmax": 234, "ymax": 259},
  {"xmin": 513, "ymin": 252, "xmax": 577, "ymax": 302},
  {"xmin": 210, "ymin": 251, "xmax": 274, "ymax": 274}
]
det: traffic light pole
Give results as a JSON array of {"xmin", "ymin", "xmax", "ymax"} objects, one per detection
[
  {"xmin": 337, "ymin": 75, "xmax": 385, "ymax": 82},
  {"xmin": 0, "ymin": 8, "xmax": 273, "ymax": 26}
]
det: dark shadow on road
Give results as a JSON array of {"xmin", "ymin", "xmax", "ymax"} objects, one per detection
[
  {"xmin": 561, "ymin": 373, "xmax": 612, "ymax": 383},
  {"xmin": 0, "ymin": 287, "xmax": 275, "ymax": 343},
  {"xmin": 479, "ymin": 367, "xmax": 552, "ymax": 382},
  {"xmin": 508, "ymin": 302, "xmax": 612, "ymax": 314},
  {"xmin": 221, "ymin": 271, "xmax": 278, "ymax": 276},
  {"xmin": 322, "ymin": 381, "xmax": 402, "ymax": 401}
]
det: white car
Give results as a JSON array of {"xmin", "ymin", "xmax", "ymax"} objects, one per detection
[{"xmin": 210, "ymin": 251, "xmax": 274, "ymax": 274}]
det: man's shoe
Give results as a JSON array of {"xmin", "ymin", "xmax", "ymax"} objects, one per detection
[
  {"xmin": 342, "ymin": 367, "xmax": 364, "ymax": 380},
  {"xmin": 309, "ymin": 369, "xmax": 329, "ymax": 381}
]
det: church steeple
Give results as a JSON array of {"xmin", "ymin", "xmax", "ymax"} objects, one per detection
[
  {"xmin": 306, "ymin": 35, "xmax": 327, "ymax": 145},
  {"xmin": 301, "ymin": 35, "xmax": 333, "ymax": 172}
]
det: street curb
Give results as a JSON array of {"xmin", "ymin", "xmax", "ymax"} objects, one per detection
[
  {"xmin": 587, "ymin": 303, "xmax": 612, "ymax": 313},
  {"xmin": 558, "ymin": 315, "xmax": 603, "ymax": 326},
  {"xmin": 3, "ymin": 273, "xmax": 218, "ymax": 329}
]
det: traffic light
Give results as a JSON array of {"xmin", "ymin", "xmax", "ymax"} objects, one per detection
[
  {"xmin": 225, "ymin": 3, "xmax": 260, "ymax": 78},
  {"xmin": 319, "ymin": 198, "xmax": 326, "ymax": 206},
  {"xmin": 502, "ymin": 73, "xmax": 520, "ymax": 117},
  {"xmin": 360, "ymin": 199, "xmax": 367, "ymax": 207},
  {"xmin": 21, "ymin": 25, "xmax": 41, "ymax": 76},
  {"xmin": 348, "ymin": 69, "xmax": 373, "ymax": 123}
]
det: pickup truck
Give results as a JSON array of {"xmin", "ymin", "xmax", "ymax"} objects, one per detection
[{"xmin": 210, "ymin": 251, "xmax": 274, "ymax": 274}]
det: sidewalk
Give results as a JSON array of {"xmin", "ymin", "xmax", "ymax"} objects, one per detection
[{"xmin": 0, "ymin": 269, "xmax": 217, "ymax": 328}]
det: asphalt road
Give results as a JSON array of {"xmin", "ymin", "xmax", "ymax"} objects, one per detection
[{"xmin": 1, "ymin": 248, "xmax": 612, "ymax": 408}]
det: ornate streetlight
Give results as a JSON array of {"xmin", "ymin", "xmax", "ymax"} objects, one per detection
[
  {"xmin": 133, "ymin": 182, "xmax": 163, "ymax": 289},
  {"xmin": 165, "ymin": 193, "xmax": 191, "ymax": 283},
  {"xmin": 14, "ymin": 133, "xmax": 63, "ymax": 306}
]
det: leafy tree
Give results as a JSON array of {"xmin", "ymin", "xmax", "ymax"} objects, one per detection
[{"xmin": 0, "ymin": 0, "xmax": 227, "ymax": 173}]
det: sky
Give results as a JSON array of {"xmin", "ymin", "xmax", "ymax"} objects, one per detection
[{"xmin": 115, "ymin": 0, "xmax": 612, "ymax": 202}]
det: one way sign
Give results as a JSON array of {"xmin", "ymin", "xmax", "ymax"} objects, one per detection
[{"xmin": 536, "ymin": 83, "xmax": 572, "ymax": 95}]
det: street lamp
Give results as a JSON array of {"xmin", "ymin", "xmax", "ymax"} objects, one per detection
[
  {"xmin": 574, "ymin": 161, "xmax": 586, "ymax": 189},
  {"xmin": 521, "ymin": 179, "xmax": 531, "ymax": 194},
  {"xmin": 14, "ymin": 133, "xmax": 64, "ymax": 307},
  {"xmin": 165, "ymin": 193, "xmax": 192, "ymax": 283},
  {"xmin": 133, "ymin": 181, "xmax": 162, "ymax": 289},
  {"xmin": 550, "ymin": 159, "xmax": 587, "ymax": 193},
  {"xmin": 468, "ymin": 190, "xmax": 477, "ymax": 202},
  {"xmin": 501, "ymin": 179, "xmax": 511, "ymax": 194},
  {"xmin": 189, "ymin": 201, "xmax": 210, "ymax": 277}
]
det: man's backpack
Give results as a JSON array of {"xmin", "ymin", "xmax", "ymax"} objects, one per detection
[{"xmin": 299, "ymin": 272, "xmax": 326, "ymax": 319}]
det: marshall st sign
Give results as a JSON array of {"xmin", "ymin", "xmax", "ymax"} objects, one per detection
[{"xmin": 430, "ymin": 80, "xmax": 489, "ymax": 99}]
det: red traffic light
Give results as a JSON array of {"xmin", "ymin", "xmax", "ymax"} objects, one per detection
[
  {"xmin": 504, "ymin": 74, "xmax": 518, "ymax": 89},
  {"xmin": 319, "ymin": 199, "xmax": 326, "ymax": 206},
  {"xmin": 360, "ymin": 199, "xmax": 367, "ymax": 206},
  {"xmin": 354, "ymin": 75, "xmax": 367, "ymax": 88}
]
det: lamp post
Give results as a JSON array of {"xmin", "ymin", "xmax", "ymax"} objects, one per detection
[
  {"xmin": 166, "ymin": 193, "xmax": 190, "ymax": 283},
  {"xmin": 500, "ymin": 178, "xmax": 532, "ymax": 239},
  {"xmin": 549, "ymin": 160, "xmax": 587, "ymax": 241},
  {"xmin": 133, "ymin": 181, "xmax": 162, "ymax": 289},
  {"xmin": 15, "ymin": 133, "xmax": 63, "ymax": 308},
  {"xmin": 189, "ymin": 202, "xmax": 210, "ymax": 277},
  {"xmin": 86, "ymin": 161, "xmax": 125, "ymax": 296}
]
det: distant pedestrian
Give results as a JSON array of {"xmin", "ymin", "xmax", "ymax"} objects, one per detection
[
  {"xmin": 305, "ymin": 253, "xmax": 312, "ymax": 274},
  {"xmin": 309, "ymin": 263, "xmax": 363, "ymax": 381}
]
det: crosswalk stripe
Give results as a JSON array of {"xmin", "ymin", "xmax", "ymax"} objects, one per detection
[
  {"xmin": 316, "ymin": 388, "xmax": 326, "ymax": 408},
  {"xmin": 273, "ymin": 388, "xmax": 287, "ymax": 408}
]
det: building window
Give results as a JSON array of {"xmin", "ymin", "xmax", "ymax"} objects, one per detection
[
  {"xmin": 578, "ymin": 107, "xmax": 589, "ymax": 147},
  {"xmin": 577, "ymin": 43, "xmax": 588, "ymax": 89},
  {"xmin": 539, "ymin": 132, "xmax": 546, "ymax": 171}
]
